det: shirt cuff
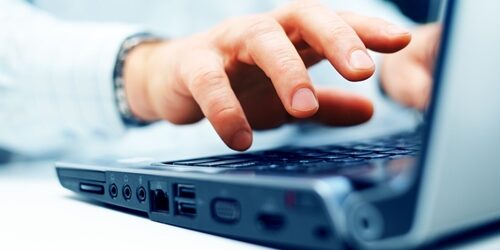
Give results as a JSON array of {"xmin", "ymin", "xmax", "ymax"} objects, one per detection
[{"xmin": 48, "ymin": 22, "xmax": 144, "ymax": 139}]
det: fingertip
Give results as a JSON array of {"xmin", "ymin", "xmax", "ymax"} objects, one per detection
[
  {"xmin": 349, "ymin": 50, "xmax": 375, "ymax": 70},
  {"xmin": 315, "ymin": 89, "xmax": 374, "ymax": 126},
  {"xmin": 338, "ymin": 12, "xmax": 412, "ymax": 54},
  {"xmin": 230, "ymin": 130, "xmax": 253, "ymax": 151},
  {"xmin": 391, "ymin": 32, "xmax": 412, "ymax": 51},
  {"xmin": 337, "ymin": 95, "xmax": 374, "ymax": 125},
  {"xmin": 341, "ymin": 49, "xmax": 376, "ymax": 82},
  {"xmin": 290, "ymin": 87, "xmax": 319, "ymax": 118},
  {"xmin": 357, "ymin": 98, "xmax": 375, "ymax": 123},
  {"xmin": 342, "ymin": 67, "xmax": 376, "ymax": 82},
  {"xmin": 385, "ymin": 24, "xmax": 411, "ymax": 36},
  {"xmin": 377, "ymin": 26, "xmax": 412, "ymax": 53},
  {"xmin": 384, "ymin": 24, "xmax": 412, "ymax": 45},
  {"xmin": 343, "ymin": 71, "xmax": 375, "ymax": 82}
]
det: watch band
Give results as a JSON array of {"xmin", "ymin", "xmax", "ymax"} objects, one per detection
[{"xmin": 113, "ymin": 33, "xmax": 163, "ymax": 126}]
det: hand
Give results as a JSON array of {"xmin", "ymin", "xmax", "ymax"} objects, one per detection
[
  {"xmin": 124, "ymin": 0, "xmax": 411, "ymax": 151},
  {"xmin": 381, "ymin": 23, "xmax": 442, "ymax": 110}
]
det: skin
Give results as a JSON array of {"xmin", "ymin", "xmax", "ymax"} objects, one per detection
[
  {"xmin": 381, "ymin": 23, "xmax": 442, "ymax": 110},
  {"xmin": 123, "ymin": 0, "xmax": 412, "ymax": 151}
]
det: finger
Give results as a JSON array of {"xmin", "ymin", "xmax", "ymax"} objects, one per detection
[
  {"xmin": 274, "ymin": 1, "xmax": 376, "ymax": 82},
  {"xmin": 182, "ymin": 50, "xmax": 253, "ymax": 151},
  {"xmin": 299, "ymin": 48, "xmax": 324, "ymax": 68},
  {"xmin": 338, "ymin": 12, "xmax": 412, "ymax": 53},
  {"xmin": 379, "ymin": 25, "xmax": 439, "ymax": 110},
  {"xmin": 310, "ymin": 88, "xmax": 374, "ymax": 126},
  {"xmin": 242, "ymin": 16, "xmax": 319, "ymax": 118},
  {"xmin": 381, "ymin": 55, "xmax": 432, "ymax": 110}
]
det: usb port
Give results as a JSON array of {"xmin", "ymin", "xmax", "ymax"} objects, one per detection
[
  {"xmin": 176, "ymin": 201, "xmax": 197, "ymax": 217},
  {"xmin": 176, "ymin": 184, "xmax": 196, "ymax": 199}
]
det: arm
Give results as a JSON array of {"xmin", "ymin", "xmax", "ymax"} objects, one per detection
[
  {"xmin": 0, "ymin": 0, "xmax": 412, "ymax": 157},
  {"xmin": 122, "ymin": 0, "xmax": 412, "ymax": 151},
  {"xmin": 0, "ymin": 0, "xmax": 142, "ymax": 156}
]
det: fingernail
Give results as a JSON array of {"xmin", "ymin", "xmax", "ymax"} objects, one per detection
[
  {"xmin": 349, "ymin": 50, "xmax": 374, "ymax": 70},
  {"xmin": 292, "ymin": 88, "xmax": 318, "ymax": 112},
  {"xmin": 231, "ymin": 130, "xmax": 252, "ymax": 151},
  {"xmin": 386, "ymin": 24, "xmax": 410, "ymax": 35}
]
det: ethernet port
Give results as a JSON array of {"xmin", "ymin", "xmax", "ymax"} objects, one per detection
[{"xmin": 150, "ymin": 189, "xmax": 169, "ymax": 213}]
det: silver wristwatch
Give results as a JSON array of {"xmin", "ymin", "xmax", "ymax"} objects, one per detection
[{"xmin": 113, "ymin": 33, "xmax": 162, "ymax": 126}]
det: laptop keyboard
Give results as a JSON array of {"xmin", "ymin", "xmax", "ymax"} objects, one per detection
[{"xmin": 160, "ymin": 131, "xmax": 422, "ymax": 175}]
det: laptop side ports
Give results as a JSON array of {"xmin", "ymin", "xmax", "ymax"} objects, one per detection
[
  {"xmin": 173, "ymin": 183, "xmax": 197, "ymax": 217},
  {"xmin": 122, "ymin": 185, "xmax": 132, "ymax": 200},
  {"xmin": 136, "ymin": 186, "xmax": 147, "ymax": 203},
  {"xmin": 149, "ymin": 181, "xmax": 170, "ymax": 214},
  {"xmin": 109, "ymin": 183, "xmax": 118, "ymax": 198},
  {"xmin": 175, "ymin": 184, "xmax": 196, "ymax": 199},
  {"xmin": 211, "ymin": 198, "xmax": 240, "ymax": 224},
  {"xmin": 257, "ymin": 212, "xmax": 286, "ymax": 231},
  {"xmin": 151, "ymin": 189, "xmax": 169, "ymax": 213},
  {"xmin": 176, "ymin": 201, "xmax": 197, "ymax": 217},
  {"xmin": 79, "ymin": 183, "xmax": 104, "ymax": 195}
]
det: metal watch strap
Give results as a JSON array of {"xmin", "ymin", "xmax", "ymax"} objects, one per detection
[{"xmin": 113, "ymin": 33, "xmax": 162, "ymax": 127}]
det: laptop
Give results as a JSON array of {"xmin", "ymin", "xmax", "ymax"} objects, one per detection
[{"xmin": 56, "ymin": 0, "xmax": 500, "ymax": 249}]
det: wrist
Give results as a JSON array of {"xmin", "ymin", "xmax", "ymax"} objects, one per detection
[{"xmin": 123, "ymin": 40, "xmax": 163, "ymax": 122}]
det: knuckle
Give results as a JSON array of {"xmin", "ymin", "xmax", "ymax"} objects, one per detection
[
  {"xmin": 191, "ymin": 75, "xmax": 241, "ymax": 121},
  {"xmin": 245, "ymin": 15, "xmax": 281, "ymax": 39},
  {"xmin": 210, "ymin": 104, "xmax": 240, "ymax": 123},
  {"xmin": 191, "ymin": 69, "xmax": 226, "ymax": 90},
  {"xmin": 289, "ymin": 0, "xmax": 323, "ymax": 16},
  {"xmin": 295, "ymin": 0, "xmax": 323, "ymax": 10},
  {"xmin": 327, "ymin": 25, "xmax": 355, "ymax": 42},
  {"xmin": 328, "ymin": 22, "xmax": 355, "ymax": 39},
  {"xmin": 204, "ymin": 88, "xmax": 241, "ymax": 121},
  {"xmin": 274, "ymin": 51, "xmax": 305, "ymax": 75}
]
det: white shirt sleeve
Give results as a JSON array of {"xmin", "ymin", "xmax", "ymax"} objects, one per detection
[{"xmin": 0, "ymin": 0, "xmax": 143, "ymax": 157}]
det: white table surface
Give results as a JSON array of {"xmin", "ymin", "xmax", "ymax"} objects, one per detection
[
  {"xmin": 0, "ymin": 161, "xmax": 269, "ymax": 250},
  {"xmin": 1, "ymin": 160, "xmax": 499, "ymax": 250}
]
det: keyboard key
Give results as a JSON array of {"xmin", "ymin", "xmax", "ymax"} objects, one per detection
[
  {"xmin": 345, "ymin": 150, "xmax": 373, "ymax": 156},
  {"xmin": 351, "ymin": 144, "xmax": 377, "ymax": 151},
  {"xmin": 386, "ymin": 149, "xmax": 413, "ymax": 155},
  {"xmin": 198, "ymin": 158, "xmax": 252, "ymax": 167},
  {"xmin": 297, "ymin": 159, "xmax": 325, "ymax": 164},
  {"xmin": 171, "ymin": 158, "xmax": 219, "ymax": 165},
  {"xmin": 259, "ymin": 150, "xmax": 290, "ymax": 157},
  {"xmin": 318, "ymin": 146, "xmax": 350, "ymax": 154},
  {"xmin": 358, "ymin": 153, "xmax": 391, "ymax": 159},
  {"xmin": 293, "ymin": 150, "xmax": 329, "ymax": 157},
  {"xmin": 318, "ymin": 154, "xmax": 350, "ymax": 160},
  {"xmin": 219, "ymin": 161, "xmax": 261, "ymax": 168},
  {"xmin": 327, "ymin": 157, "xmax": 365, "ymax": 163},
  {"xmin": 370, "ymin": 146, "xmax": 399, "ymax": 153}
]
